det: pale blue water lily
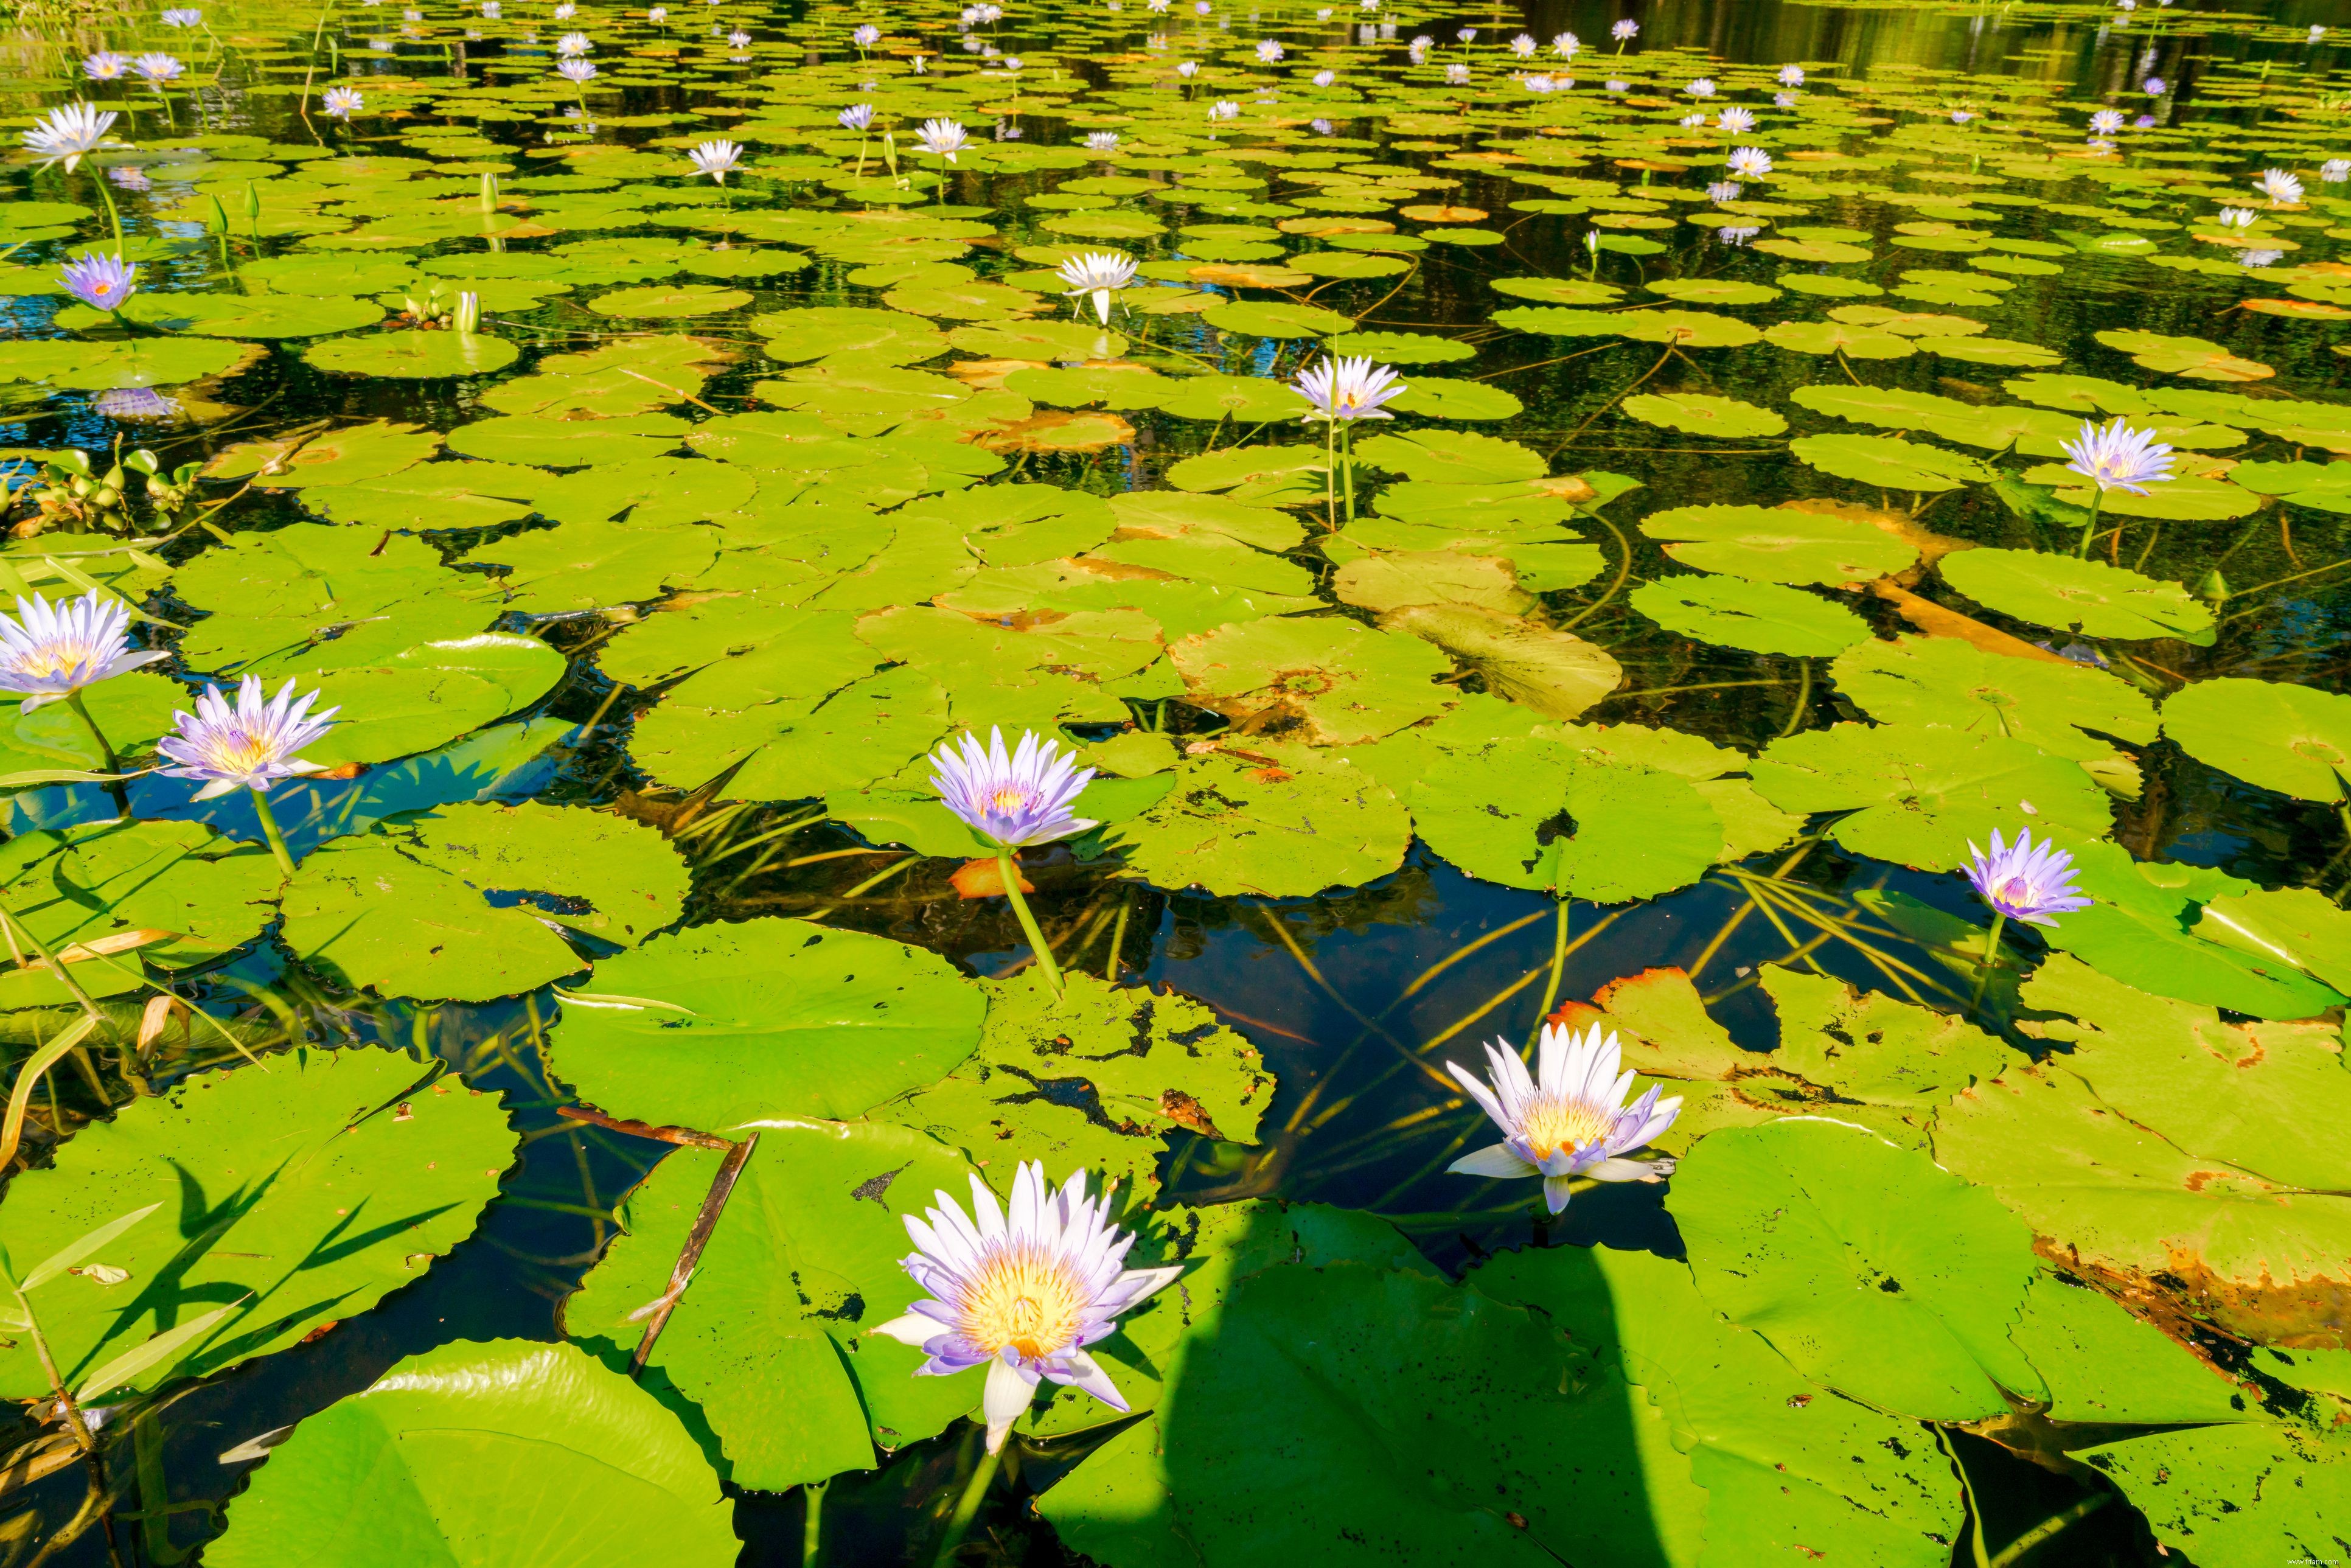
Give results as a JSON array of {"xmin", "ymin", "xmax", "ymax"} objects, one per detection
[
  {"xmin": 1718, "ymin": 105, "xmax": 1754, "ymax": 133},
  {"xmin": 1446, "ymin": 1022, "xmax": 1681, "ymax": 1214},
  {"xmin": 322, "ymin": 86, "xmax": 363, "ymax": 117},
  {"xmin": 1509, "ymin": 32, "xmax": 1534, "ymax": 55},
  {"xmin": 1964, "ymin": 828, "xmax": 2091, "ymax": 927},
  {"xmin": 1294, "ymin": 354, "xmax": 1404, "ymax": 421},
  {"xmin": 1727, "ymin": 145, "xmax": 1772, "ymax": 178},
  {"xmin": 158, "ymin": 675, "xmax": 337, "ymax": 800},
  {"xmin": 133, "ymin": 52, "xmax": 184, "ymax": 82},
  {"xmin": 60, "ymin": 251, "xmax": 138, "ymax": 312},
  {"xmin": 2090, "ymin": 108, "xmax": 2125, "ymax": 134},
  {"xmin": 557, "ymin": 57, "xmax": 596, "ymax": 82},
  {"xmin": 0, "ymin": 591, "xmax": 168, "ymax": 710},
  {"xmin": 838, "ymin": 102, "xmax": 874, "ymax": 130},
  {"xmin": 2061, "ymin": 417, "xmax": 2172, "ymax": 495},
  {"xmin": 159, "ymin": 7, "xmax": 200, "ymax": 23},
  {"xmin": 930, "ymin": 726, "xmax": 1097, "ymax": 848},
  {"xmin": 556, "ymin": 29, "xmax": 590, "ymax": 54},
  {"xmin": 2324, "ymin": 159, "xmax": 2350, "ymax": 183},
  {"xmin": 868, "ymin": 1162, "xmax": 1182, "ymax": 1454},
  {"xmin": 1777, "ymin": 63, "xmax": 1803, "ymax": 85},
  {"xmin": 1611, "ymin": 18, "xmax": 1637, "ymax": 39},
  {"xmin": 1553, "ymin": 30, "xmax": 1579, "ymax": 56},
  {"xmin": 83, "ymin": 52, "xmax": 131, "ymax": 81}
]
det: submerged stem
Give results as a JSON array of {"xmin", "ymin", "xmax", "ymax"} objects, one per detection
[
  {"xmin": 1969, "ymin": 910, "xmax": 2008, "ymax": 1021},
  {"xmin": 996, "ymin": 847, "xmax": 1065, "ymax": 997},
  {"xmin": 931, "ymin": 1435, "xmax": 1002, "ymax": 1568}
]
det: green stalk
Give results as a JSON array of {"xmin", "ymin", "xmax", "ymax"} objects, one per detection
[
  {"xmin": 1534, "ymin": 896, "xmax": 1570, "ymax": 1021},
  {"xmin": 92, "ymin": 174, "xmax": 125, "ymax": 257},
  {"xmin": 1340, "ymin": 420, "xmax": 1357, "ymax": 522},
  {"xmin": 801, "ymin": 1476, "xmax": 828, "ymax": 1567},
  {"xmin": 995, "ymin": 847, "xmax": 1064, "ymax": 997},
  {"xmin": 63, "ymin": 691, "xmax": 128, "ymax": 815},
  {"xmin": 2074, "ymin": 486, "xmax": 2105, "ymax": 557},
  {"xmin": 1968, "ymin": 910, "xmax": 2007, "ymax": 1022},
  {"xmin": 931, "ymin": 1437, "xmax": 1002, "ymax": 1568},
  {"xmin": 248, "ymin": 787, "xmax": 298, "ymax": 877},
  {"xmin": 1320, "ymin": 414, "xmax": 1336, "ymax": 530}
]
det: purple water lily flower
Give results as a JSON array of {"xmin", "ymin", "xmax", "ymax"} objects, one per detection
[
  {"xmin": 158, "ymin": 675, "xmax": 337, "ymax": 798},
  {"xmin": 2061, "ymin": 417, "xmax": 2173, "ymax": 495},
  {"xmin": 868, "ymin": 1162, "xmax": 1183, "ymax": 1454},
  {"xmin": 60, "ymin": 251, "xmax": 138, "ymax": 312},
  {"xmin": 1294, "ymin": 354, "xmax": 1404, "ymax": 421},
  {"xmin": 0, "ymin": 590, "xmax": 170, "ymax": 709},
  {"xmin": 1446, "ymin": 1022, "xmax": 1682, "ymax": 1214},
  {"xmin": 1964, "ymin": 828, "xmax": 2091, "ymax": 927},
  {"xmin": 930, "ymin": 726, "xmax": 1097, "ymax": 848}
]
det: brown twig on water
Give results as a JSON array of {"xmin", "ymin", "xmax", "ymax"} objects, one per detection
[
  {"xmin": 556, "ymin": 1103, "xmax": 733, "ymax": 1152},
  {"xmin": 628, "ymin": 1132, "xmax": 759, "ymax": 1379}
]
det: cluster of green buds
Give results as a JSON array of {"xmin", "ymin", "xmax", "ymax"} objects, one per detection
[
  {"xmin": 398, "ymin": 282, "xmax": 482, "ymax": 332},
  {"xmin": 7, "ymin": 448, "xmax": 198, "ymax": 537}
]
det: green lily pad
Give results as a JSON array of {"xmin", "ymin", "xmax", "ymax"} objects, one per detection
[
  {"xmin": 546, "ymin": 917, "xmax": 985, "ymax": 1131},
  {"xmin": 881, "ymin": 970, "xmax": 1272, "ymax": 1193},
  {"xmin": 1408, "ymin": 736, "xmax": 1724, "ymax": 902},
  {"xmin": 1675, "ymin": 1117, "xmax": 2046, "ymax": 1423},
  {"xmin": 2161, "ymin": 677, "xmax": 2351, "ymax": 803},
  {"xmin": 0, "ymin": 1050, "xmax": 516, "ymax": 1399},
  {"xmin": 1938, "ymin": 549, "xmax": 2217, "ymax": 644},
  {"xmin": 280, "ymin": 803, "xmax": 688, "ymax": 1002},
  {"xmin": 1106, "ymin": 748, "xmax": 1409, "ymax": 897},
  {"xmin": 1170, "ymin": 618, "xmax": 1452, "ymax": 744},
  {"xmin": 1750, "ymin": 723, "xmax": 2114, "ymax": 872},
  {"xmin": 302, "ymin": 329, "xmax": 521, "ymax": 378},
  {"xmin": 206, "ymin": 1340, "xmax": 736, "ymax": 1568},
  {"xmin": 1827, "ymin": 635, "xmax": 2157, "ymax": 762},
  {"xmin": 1621, "ymin": 392, "xmax": 1786, "ymax": 438},
  {"xmin": 1639, "ymin": 504, "xmax": 1914, "ymax": 585},
  {"xmin": 1790, "ymin": 433, "xmax": 1993, "ymax": 492},
  {"xmin": 1631, "ymin": 575, "xmax": 1873, "ymax": 657}
]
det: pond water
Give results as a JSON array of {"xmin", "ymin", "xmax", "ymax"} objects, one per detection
[{"xmin": 1, "ymin": 0, "xmax": 2348, "ymax": 1562}]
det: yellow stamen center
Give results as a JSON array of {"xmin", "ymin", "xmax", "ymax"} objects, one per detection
[
  {"xmin": 204, "ymin": 728, "xmax": 280, "ymax": 776},
  {"xmin": 956, "ymin": 1244, "xmax": 1085, "ymax": 1361},
  {"xmin": 10, "ymin": 643, "xmax": 91, "ymax": 679},
  {"xmin": 987, "ymin": 786, "xmax": 1031, "ymax": 816},
  {"xmin": 1518, "ymin": 1094, "xmax": 1613, "ymax": 1163},
  {"xmin": 1992, "ymin": 875, "xmax": 2037, "ymax": 909}
]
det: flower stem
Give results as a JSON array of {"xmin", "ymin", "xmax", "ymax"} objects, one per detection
[
  {"xmin": 63, "ymin": 691, "xmax": 128, "ymax": 815},
  {"xmin": 2074, "ymin": 487, "xmax": 2105, "ymax": 557},
  {"xmin": 1535, "ymin": 895, "xmax": 1570, "ymax": 1021},
  {"xmin": 1969, "ymin": 910, "xmax": 2007, "ymax": 1021},
  {"xmin": 931, "ymin": 1435, "xmax": 1003, "ymax": 1568},
  {"xmin": 995, "ymin": 847, "xmax": 1064, "ymax": 997},
  {"xmin": 249, "ymin": 787, "xmax": 298, "ymax": 877},
  {"xmin": 1340, "ymin": 420, "xmax": 1357, "ymax": 522},
  {"xmin": 1321, "ymin": 416, "xmax": 1336, "ymax": 531}
]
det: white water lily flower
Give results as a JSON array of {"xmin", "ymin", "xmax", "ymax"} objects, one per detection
[
  {"xmin": 688, "ymin": 138, "xmax": 741, "ymax": 182},
  {"xmin": 869, "ymin": 1162, "xmax": 1182, "ymax": 1454},
  {"xmin": 0, "ymin": 591, "xmax": 169, "ymax": 710},
  {"xmin": 915, "ymin": 116, "xmax": 969, "ymax": 160},
  {"xmin": 2255, "ymin": 167, "xmax": 2304, "ymax": 204},
  {"xmin": 1056, "ymin": 250, "xmax": 1136, "ymax": 324},
  {"xmin": 1445, "ymin": 1022, "xmax": 1681, "ymax": 1213},
  {"xmin": 1726, "ymin": 145, "xmax": 1772, "ymax": 178},
  {"xmin": 23, "ymin": 103, "xmax": 119, "ymax": 172}
]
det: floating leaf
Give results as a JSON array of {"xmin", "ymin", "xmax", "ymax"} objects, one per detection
[
  {"xmin": 1631, "ymin": 576, "xmax": 1873, "ymax": 658},
  {"xmin": 1939, "ymin": 548, "xmax": 2216, "ymax": 644},
  {"xmin": 0, "ymin": 1051, "xmax": 515, "ymax": 1399},
  {"xmin": 207, "ymin": 1340, "xmax": 736, "ymax": 1568}
]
